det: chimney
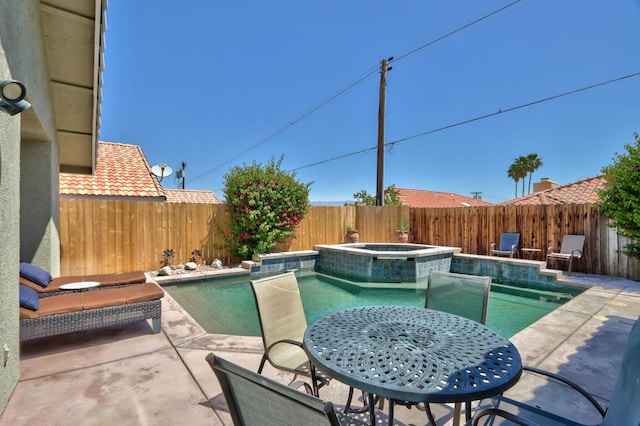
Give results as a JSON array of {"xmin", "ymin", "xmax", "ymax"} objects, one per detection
[{"xmin": 534, "ymin": 177, "xmax": 559, "ymax": 192}]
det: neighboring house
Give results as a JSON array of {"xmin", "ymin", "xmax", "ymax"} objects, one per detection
[
  {"xmin": 60, "ymin": 141, "xmax": 220, "ymax": 203},
  {"xmin": 499, "ymin": 176, "xmax": 605, "ymax": 206},
  {"xmin": 60, "ymin": 142, "xmax": 166, "ymax": 201},
  {"xmin": 0, "ymin": 0, "xmax": 107, "ymax": 412},
  {"xmin": 164, "ymin": 189, "xmax": 221, "ymax": 204},
  {"xmin": 395, "ymin": 188, "xmax": 494, "ymax": 208}
]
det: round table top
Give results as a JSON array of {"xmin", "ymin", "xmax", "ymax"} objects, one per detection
[
  {"xmin": 58, "ymin": 281, "xmax": 101, "ymax": 290},
  {"xmin": 303, "ymin": 305, "xmax": 522, "ymax": 403}
]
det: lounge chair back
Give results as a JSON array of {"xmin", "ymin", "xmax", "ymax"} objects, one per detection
[
  {"xmin": 601, "ymin": 317, "xmax": 640, "ymax": 426},
  {"xmin": 425, "ymin": 270, "xmax": 491, "ymax": 325},
  {"xmin": 559, "ymin": 234, "xmax": 585, "ymax": 257},
  {"xmin": 206, "ymin": 354, "xmax": 343, "ymax": 426}
]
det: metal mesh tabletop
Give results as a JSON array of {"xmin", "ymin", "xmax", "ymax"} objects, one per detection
[{"xmin": 303, "ymin": 306, "xmax": 522, "ymax": 403}]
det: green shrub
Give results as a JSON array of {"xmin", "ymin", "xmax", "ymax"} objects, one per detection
[
  {"xmin": 597, "ymin": 132, "xmax": 640, "ymax": 258},
  {"xmin": 222, "ymin": 156, "xmax": 312, "ymax": 259}
]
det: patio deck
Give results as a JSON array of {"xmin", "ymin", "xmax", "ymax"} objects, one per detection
[{"xmin": 2, "ymin": 272, "xmax": 639, "ymax": 425}]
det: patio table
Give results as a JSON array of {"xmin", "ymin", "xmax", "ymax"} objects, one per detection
[{"xmin": 303, "ymin": 305, "xmax": 522, "ymax": 426}]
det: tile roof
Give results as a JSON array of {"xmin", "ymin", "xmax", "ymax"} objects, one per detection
[
  {"xmin": 164, "ymin": 189, "xmax": 221, "ymax": 204},
  {"xmin": 60, "ymin": 141, "xmax": 166, "ymax": 199},
  {"xmin": 396, "ymin": 188, "xmax": 494, "ymax": 208},
  {"xmin": 499, "ymin": 175, "xmax": 606, "ymax": 205}
]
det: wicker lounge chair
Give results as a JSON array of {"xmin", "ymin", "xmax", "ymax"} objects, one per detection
[
  {"xmin": 19, "ymin": 282, "xmax": 164, "ymax": 341},
  {"xmin": 546, "ymin": 234, "xmax": 585, "ymax": 275},
  {"xmin": 490, "ymin": 233, "xmax": 520, "ymax": 258},
  {"xmin": 250, "ymin": 272, "xmax": 331, "ymax": 396},
  {"xmin": 206, "ymin": 354, "xmax": 366, "ymax": 426},
  {"xmin": 19, "ymin": 262, "xmax": 148, "ymax": 295},
  {"xmin": 471, "ymin": 317, "xmax": 640, "ymax": 425}
]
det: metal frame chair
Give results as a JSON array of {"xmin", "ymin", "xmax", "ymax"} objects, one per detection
[
  {"xmin": 206, "ymin": 353, "xmax": 365, "ymax": 426},
  {"xmin": 250, "ymin": 272, "xmax": 329, "ymax": 396},
  {"xmin": 546, "ymin": 234, "xmax": 585, "ymax": 275},
  {"xmin": 471, "ymin": 317, "xmax": 640, "ymax": 425},
  {"xmin": 388, "ymin": 270, "xmax": 492, "ymax": 425},
  {"xmin": 491, "ymin": 232, "xmax": 520, "ymax": 258}
]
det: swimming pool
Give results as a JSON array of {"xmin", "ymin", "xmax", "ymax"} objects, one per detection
[{"xmin": 162, "ymin": 271, "xmax": 584, "ymax": 338}]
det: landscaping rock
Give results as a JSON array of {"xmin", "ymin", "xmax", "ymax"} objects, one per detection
[
  {"xmin": 158, "ymin": 266, "xmax": 173, "ymax": 276},
  {"xmin": 185, "ymin": 262, "xmax": 198, "ymax": 270}
]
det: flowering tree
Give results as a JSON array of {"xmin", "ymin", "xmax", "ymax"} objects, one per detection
[
  {"xmin": 222, "ymin": 156, "xmax": 312, "ymax": 259},
  {"xmin": 597, "ymin": 133, "xmax": 640, "ymax": 258}
]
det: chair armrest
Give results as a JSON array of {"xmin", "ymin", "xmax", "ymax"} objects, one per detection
[
  {"xmin": 264, "ymin": 338, "xmax": 304, "ymax": 355},
  {"xmin": 511, "ymin": 244, "xmax": 518, "ymax": 253},
  {"xmin": 522, "ymin": 366, "xmax": 606, "ymax": 416},
  {"xmin": 472, "ymin": 407, "xmax": 539, "ymax": 426},
  {"xmin": 570, "ymin": 249, "xmax": 583, "ymax": 258}
]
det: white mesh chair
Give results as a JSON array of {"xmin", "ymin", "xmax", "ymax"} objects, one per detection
[
  {"xmin": 206, "ymin": 354, "xmax": 366, "ymax": 426},
  {"xmin": 546, "ymin": 234, "xmax": 585, "ymax": 275}
]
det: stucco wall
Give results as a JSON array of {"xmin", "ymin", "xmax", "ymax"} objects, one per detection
[
  {"xmin": 0, "ymin": 45, "xmax": 22, "ymax": 415},
  {"xmin": 0, "ymin": 0, "xmax": 59, "ymax": 414}
]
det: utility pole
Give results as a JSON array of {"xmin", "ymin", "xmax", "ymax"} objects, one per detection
[
  {"xmin": 176, "ymin": 161, "xmax": 187, "ymax": 189},
  {"xmin": 375, "ymin": 57, "xmax": 392, "ymax": 207}
]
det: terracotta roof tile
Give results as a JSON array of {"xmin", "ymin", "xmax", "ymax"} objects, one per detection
[
  {"xmin": 499, "ymin": 175, "xmax": 606, "ymax": 205},
  {"xmin": 396, "ymin": 188, "xmax": 493, "ymax": 208},
  {"xmin": 59, "ymin": 142, "xmax": 166, "ymax": 200},
  {"xmin": 164, "ymin": 189, "xmax": 220, "ymax": 204}
]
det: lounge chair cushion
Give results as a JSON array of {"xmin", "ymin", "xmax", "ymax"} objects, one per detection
[
  {"xmin": 19, "ymin": 262, "xmax": 52, "ymax": 288},
  {"xmin": 19, "ymin": 285, "xmax": 39, "ymax": 310},
  {"xmin": 19, "ymin": 270, "xmax": 149, "ymax": 293},
  {"xmin": 125, "ymin": 282, "xmax": 165, "ymax": 303}
]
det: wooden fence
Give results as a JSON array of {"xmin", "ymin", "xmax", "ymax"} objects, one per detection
[{"xmin": 59, "ymin": 199, "xmax": 639, "ymax": 281}]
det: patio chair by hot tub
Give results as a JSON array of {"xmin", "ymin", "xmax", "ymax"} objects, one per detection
[
  {"xmin": 546, "ymin": 234, "xmax": 585, "ymax": 275},
  {"xmin": 490, "ymin": 233, "xmax": 520, "ymax": 258}
]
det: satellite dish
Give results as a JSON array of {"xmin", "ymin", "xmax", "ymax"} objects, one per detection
[{"xmin": 151, "ymin": 163, "xmax": 173, "ymax": 181}]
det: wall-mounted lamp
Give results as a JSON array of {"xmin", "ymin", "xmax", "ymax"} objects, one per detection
[{"xmin": 0, "ymin": 80, "xmax": 31, "ymax": 116}]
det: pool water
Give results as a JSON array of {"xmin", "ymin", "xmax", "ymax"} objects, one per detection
[{"xmin": 163, "ymin": 271, "xmax": 583, "ymax": 338}]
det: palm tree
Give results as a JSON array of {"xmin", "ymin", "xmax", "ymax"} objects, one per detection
[
  {"xmin": 507, "ymin": 163, "xmax": 520, "ymax": 198},
  {"xmin": 508, "ymin": 156, "xmax": 529, "ymax": 197},
  {"xmin": 525, "ymin": 153, "xmax": 543, "ymax": 195}
]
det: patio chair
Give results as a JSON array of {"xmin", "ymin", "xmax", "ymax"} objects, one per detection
[
  {"xmin": 490, "ymin": 233, "xmax": 520, "ymax": 258},
  {"xmin": 471, "ymin": 316, "xmax": 640, "ymax": 426},
  {"xmin": 206, "ymin": 354, "xmax": 366, "ymax": 426},
  {"xmin": 546, "ymin": 234, "xmax": 585, "ymax": 275},
  {"xmin": 423, "ymin": 270, "xmax": 492, "ymax": 424},
  {"xmin": 250, "ymin": 272, "xmax": 330, "ymax": 396}
]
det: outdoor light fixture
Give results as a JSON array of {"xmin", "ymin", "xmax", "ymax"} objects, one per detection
[{"xmin": 0, "ymin": 79, "xmax": 31, "ymax": 116}]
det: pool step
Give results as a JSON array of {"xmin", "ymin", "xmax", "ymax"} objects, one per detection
[{"xmin": 491, "ymin": 282, "xmax": 575, "ymax": 304}]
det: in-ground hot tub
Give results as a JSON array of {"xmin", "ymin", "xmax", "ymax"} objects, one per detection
[{"xmin": 313, "ymin": 243, "xmax": 460, "ymax": 283}]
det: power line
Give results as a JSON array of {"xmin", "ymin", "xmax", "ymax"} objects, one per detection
[
  {"xmin": 190, "ymin": 1, "xmax": 527, "ymax": 184},
  {"xmin": 291, "ymin": 71, "xmax": 640, "ymax": 172},
  {"xmin": 391, "ymin": 0, "xmax": 528, "ymax": 65}
]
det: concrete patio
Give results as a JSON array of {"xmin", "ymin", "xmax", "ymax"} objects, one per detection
[{"xmin": 2, "ymin": 272, "xmax": 639, "ymax": 425}]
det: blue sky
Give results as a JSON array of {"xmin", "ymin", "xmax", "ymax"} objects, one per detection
[{"xmin": 100, "ymin": 1, "xmax": 640, "ymax": 204}]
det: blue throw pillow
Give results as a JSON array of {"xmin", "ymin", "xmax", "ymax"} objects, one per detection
[
  {"xmin": 19, "ymin": 262, "xmax": 51, "ymax": 288},
  {"xmin": 19, "ymin": 285, "xmax": 39, "ymax": 311}
]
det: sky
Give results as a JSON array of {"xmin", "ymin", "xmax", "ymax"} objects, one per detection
[{"xmin": 99, "ymin": 1, "xmax": 640, "ymax": 204}]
